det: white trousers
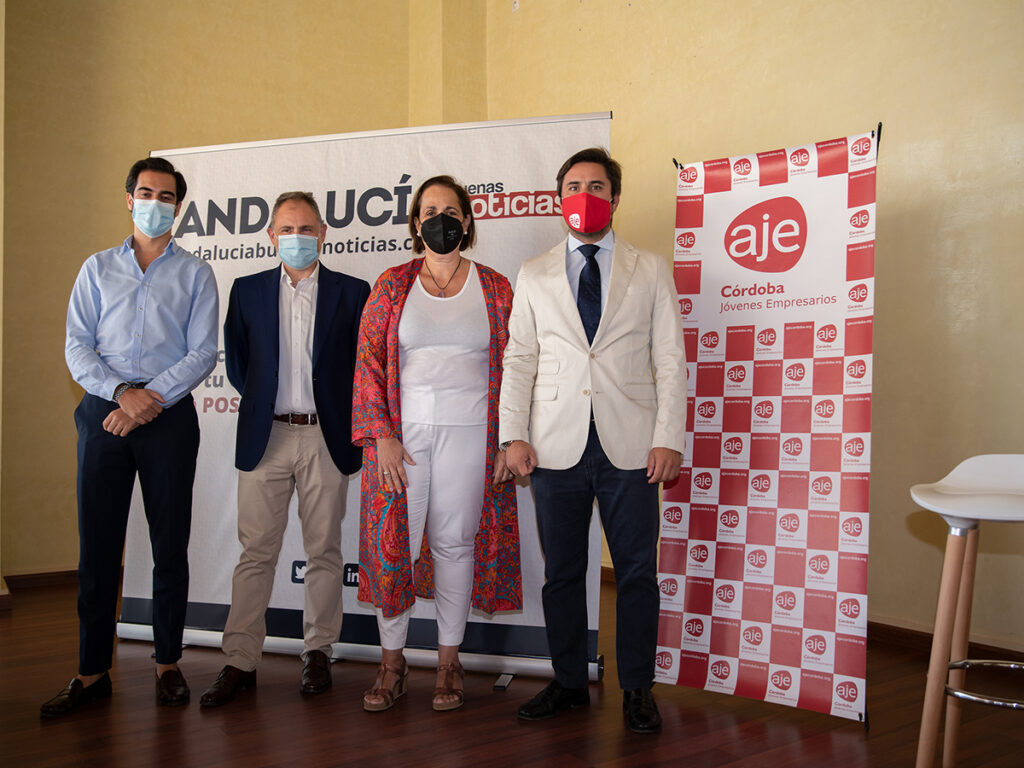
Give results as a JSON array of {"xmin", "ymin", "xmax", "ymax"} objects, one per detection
[{"xmin": 377, "ymin": 421, "xmax": 486, "ymax": 649}]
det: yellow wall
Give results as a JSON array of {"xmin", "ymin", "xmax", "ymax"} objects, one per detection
[{"xmin": 4, "ymin": 0, "xmax": 1023, "ymax": 649}]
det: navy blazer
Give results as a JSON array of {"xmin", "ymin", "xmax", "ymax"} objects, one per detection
[{"xmin": 223, "ymin": 263, "xmax": 371, "ymax": 473}]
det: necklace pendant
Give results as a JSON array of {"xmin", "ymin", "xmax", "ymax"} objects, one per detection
[{"xmin": 438, "ymin": 290, "xmax": 445, "ymax": 298}]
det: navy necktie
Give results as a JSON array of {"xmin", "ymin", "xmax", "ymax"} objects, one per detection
[{"xmin": 577, "ymin": 243, "xmax": 601, "ymax": 345}]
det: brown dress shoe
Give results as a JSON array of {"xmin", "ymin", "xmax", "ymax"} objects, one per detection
[
  {"xmin": 200, "ymin": 665, "xmax": 257, "ymax": 708},
  {"xmin": 40, "ymin": 672, "xmax": 112, "ymax": 717},
  {"xmin": 156, "ymin": 667, "xmax": 190, "ymax": 707},
  {"xmin": 300, "ymin": 650, "xmax": 332, "ymax": 694}
]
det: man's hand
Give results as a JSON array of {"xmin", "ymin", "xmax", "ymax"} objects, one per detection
[
  {"xmin": 492, "ymin": 449, "xmax": 514, "ymax": 487},
  {"xmin": 116, "ymin": 387, "xmax": 165, "ymax": 423},
  {"xmin": 102, "ymin": 408, "xmax": 142, "ymax": 437},
  {"xmin": 505, "ymin": 440, "xmax": 538, "ymax": 477},
  {"xmin": 376, "ymin": 437, "xmax": 415, "ymax": 494},
  {"xmin": 646, "ymin": 447, "xmax": 682, "ymax": 484}
]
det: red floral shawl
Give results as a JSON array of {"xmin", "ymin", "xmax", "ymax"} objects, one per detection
[{"xmin": 352, "ymin": 258, "xmax": 522, "ymax": 617}]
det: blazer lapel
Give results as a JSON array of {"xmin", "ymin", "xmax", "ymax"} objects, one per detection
[
  {"xmin": 541, "ymin": 238, "xmax": 591, "ymax": 348},
  {"xmin": 312, "ymin": 266, "xmax": 339, "ymax": 368},
  {"xmin": 595, "ymin": 238, "xmax": 637, "ymax": 343},
  {"xmin": 266, "ymin": 266, "xmax": 282, "ymax": 368}
]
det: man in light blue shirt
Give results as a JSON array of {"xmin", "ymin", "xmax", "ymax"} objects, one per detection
[{"xmin": 42, "ymin": 157, "xmax": 218, "ymax": 717}]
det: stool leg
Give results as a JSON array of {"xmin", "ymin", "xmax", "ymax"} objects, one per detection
[
  {"xmin": 916, "ymin": 527, "xmax": 968, "ymax": 768},
  {"xmin": 941, "ymin": 527, "xmax": 978, "ymax": 768}
]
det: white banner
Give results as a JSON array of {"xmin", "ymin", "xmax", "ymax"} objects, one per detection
[
  {"xmin": 656, "ymin": 129, "xmax": 877, "ymax": 720},
  {"xmin": 117, "ymin": 114, "xmax": 611, "ymax": 676}
]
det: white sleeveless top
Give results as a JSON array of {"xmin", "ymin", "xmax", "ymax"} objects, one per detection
[{"xmin": 398, "ymin": 261, "xmax": 489, "ymax": 426}]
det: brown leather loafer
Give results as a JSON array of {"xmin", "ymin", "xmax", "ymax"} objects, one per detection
[
  {"xmin": 199, "ymin": 665, "xmax": 256, "ymax": 708},
  {"xmin": 300, "ymin": 650, "xmax": 332, "ymax": 694},
  {"xmin": 156, "ymin": 667, "xmax": 190, "ymax": 707},
  {"xmin": 40, "ymin": 672, "xmax": 112, "ymax": 717}
]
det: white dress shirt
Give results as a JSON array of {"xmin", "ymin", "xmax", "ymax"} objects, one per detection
[
  {"xmin": 565, "ymin": 230, "xmax": 615, "ymax": 310},
  {"xmin": 275, "ymin": 264, "xmax": 318, "ymax": 415}
]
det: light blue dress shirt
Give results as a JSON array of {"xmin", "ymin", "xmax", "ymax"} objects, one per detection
[
  {"xmin": 565, "ymin": 230, "xmax": 615, "ymax": 310},
  {"xmin": 65, "ymin": 236, "xmax": 219, "ymax": 407}
]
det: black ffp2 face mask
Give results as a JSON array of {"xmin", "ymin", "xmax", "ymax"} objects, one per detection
[{"xmin": 420, "ymin": 213, "xmax": 464, "ymax": 255}]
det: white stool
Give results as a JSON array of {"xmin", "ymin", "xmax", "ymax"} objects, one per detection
[{"xmin": 911, "ymin": 454, "xmax": 1024, "ymax": 768}]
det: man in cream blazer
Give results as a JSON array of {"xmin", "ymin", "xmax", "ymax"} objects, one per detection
[{"xmin": 499, "ymin": 148, "xmax": 686, "ymax": 733}]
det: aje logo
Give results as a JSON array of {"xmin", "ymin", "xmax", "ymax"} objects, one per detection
[
  {"xmin": 809, "ymin": 554, "xmax": 831, "ymax": 575},
  {"xmin": 743, "ymin": 626, "xmax": 764, "ymax": 646},
  {"xmin": 751, "ymin": 474, "xmax": 772, "ymax": 493},
  {"xmin": 694, "ymin": 472, "xmax": 714, "ymax": 490},
  {"xmin": 812, "ymin": 476, "xmax": 833, "ymax": 495},
  {"xmin": 727, "ymin": 365, "xmax": 747, "ymax": 383},
  {"xmin": 757, "ymin": 328, "xmax": 777, "ymax": 346},
  {"xmin": 849, "ymin": 283, "xmax": 869, "ymax": 303},
  {"xmin": 685, "ymin": 618, "xmax": 704, "ymax": 637},
  {"xmin": 851, "ymin": 137, "xmax": 872, "ymax": 156},
  {"xmin": 660, "ymin": 578, "xmax": 679, "ymax": 596},
  {"xmin": 716, "ymin": 583, "xmax": 737, "ymax": 603},
  {"xmin": 724, "ymin": 437, "xmax": 744, "ymax": 455},
  {"xmin": 664, "ymin": 505, "xmax": 684, "ymax": 524},
  {"xmin": 790, "ymin": 148, "xmax": 811, "ymax": 167},
  {"xmin": 850, "ymin": 209, "xmax": 870, "ymax": 229},
  {"xmin": 776, "ymin": 591, "xmax": 797, "ymax": 611},
  {"xmin": 754, "ymin": 400, "xmax": 775, "ymax": 418},
  {"xmin": 748, "ymin": 549, "xmax": 769, "ymax": 569},
  {"xmin": 677, "ymin": 231, "xmax": 696, "ymax": 248},
  {"xmin": 680, "ymin": 166, "xmax": 699, "ymax": 183},
  {"xmin": 805, "ymin": 635, "xmax": 827, "ymax": 655},
  {"xmin": 779, "ymin": 513, "xmax": 801, "ymax": 533},
  {"xmin": 720, "ymin": 509, "xmax": 741, "ymax": 528},
  {"xmin": 836, "ymin": 680, "xmax": 859, "ymax": 703},
  {"xmin": 847, "ymin": 360, "xmax": 867, "ymax": 379},
  {"xmin": 725, "ymin": 197, "xmax": 807, "ymax": 273},
  {"xmin": 817, "ymin": 324, "xmax": 838, "ymax": 343},
  {"xmin": 697, "ymin": 401, "xmax": 717, "ymax": 419},
  {"xmin": 690, "ymin": 544, "xmax": 710, "ymax": 563},
  {"xmin": 815, "ymin": 399, "xmax": 836, "ymax": 418},
  {"xmin": 701, "ymin": 331, "xmax": 720, "ymax": 349},
  {"xmin": 783, "ymin": 438, "xmax": 804, "ymax": 456},
  {"xmin": 679, "ymin": 297, "xmax": 694, "ymax": 315},
  {"xmin": 771, "ymin": 669, "xmax": 793, "ymax": 691},
  {"xmin": 733, "ymin": 158, "xmax": 753, "ymax": 176},
  {"xmin": 843, "ymin": 517, "xmax": 864, "ymax": 537},
  {"xmin": 840, "ymin": 598, "xmax": 861, "ymax": 619},
  {"xmin": 845, "ymin": 437, "xmax": 866, "ymax": 457},
  {"xmin": 656, "ymin": 651, "xmax": 673, "ymax": 670},
  {"xmin": 711, "ymin": 660, "xmax": 731, "ymax": 680},
  {"xmin": 786, "ymin": 363, "xmax": 806, "ymax": 382}
]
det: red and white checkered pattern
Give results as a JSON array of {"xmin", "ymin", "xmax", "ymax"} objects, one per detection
[{"xmin": 658, "ymin": 131, "xmax": 876, "ymax": 722}]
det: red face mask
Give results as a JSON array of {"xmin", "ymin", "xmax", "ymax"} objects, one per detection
[{"xmin": 561, "ymin": 192, "xmax": 611, "ymax": 234}]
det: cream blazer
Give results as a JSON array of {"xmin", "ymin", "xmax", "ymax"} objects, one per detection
[{"xmin": 499, "ymin": 236, "xmax": 686, "ymax": 470}]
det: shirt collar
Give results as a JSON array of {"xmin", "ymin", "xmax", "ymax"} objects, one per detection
[
  {"xmin": 123, "ymin": 235, "xmax": 178, "ymax": 261},
  {"xmin": 281, "ymin": 261, "xmax": 320, "ymax": 289},
  {"xmin": 567, "ymin": 230, "xmax": 615, "ymax": 256}
]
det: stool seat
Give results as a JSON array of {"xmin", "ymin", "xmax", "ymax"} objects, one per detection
[{"xmin": 912, "ymin": 454, "xmax": 1024, "ymax": 768}]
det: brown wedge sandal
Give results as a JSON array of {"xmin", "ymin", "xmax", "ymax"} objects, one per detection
[
  {"xmin": 432, "ymin": 661, "xmax": 465, "ymax": 712},
  {"xmin": 362, "ymin": 660, "xmax": 408, "ymax": 712}
]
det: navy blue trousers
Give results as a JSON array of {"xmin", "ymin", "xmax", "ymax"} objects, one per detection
[
  {"xmin": 74, "ymin": 393, "xmax": 199, "ymax": 675},
  {"xmin": 531, "ymin": 422, "xmax": 660, "ymax": 690}
]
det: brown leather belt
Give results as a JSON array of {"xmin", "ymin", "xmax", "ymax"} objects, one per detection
[{"xmin": 273, "ymin": 413, "xmax": 318, "ymax": 425}]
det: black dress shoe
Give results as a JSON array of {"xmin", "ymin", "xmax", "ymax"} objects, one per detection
[
  {"xmin": 300, "ymin": 650, "xmax": 332, "ymax": 694},
  {"xmin": 40, "ymin": 672, "xmax": 112, "ymax": 717},
  {"xmin": 200, "ymin": 665, "xmax": 257, "ymax": 708},
  {"xmin": 623, "ymin": 687, "xmax": 661, "ymax": 733},
  {"xmin": 518, "ymin": 680, "xmax": 589, "ymax": 720},
  {"xmin": 156, "ymin": 668, "xmax": 190, "ymax": 707}
]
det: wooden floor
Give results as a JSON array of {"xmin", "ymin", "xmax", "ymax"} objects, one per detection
[{"xmin": 2, "ymin": 581, "xmax": 1022, "ymax": 767}]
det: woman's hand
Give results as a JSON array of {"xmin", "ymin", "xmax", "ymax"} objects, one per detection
[
  {"xmin": 376, "ymin": 437, "xmax": 415, "ymax": 494},
  {"xmin": 492, "ymin": 448, "xmax": 514, "ymax": 487}
]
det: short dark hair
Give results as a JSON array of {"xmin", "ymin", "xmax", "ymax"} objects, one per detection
[
  {"xmin": 408, "ymin": 175, "xmax": 477, "ymax": 255},
  {"xmin": 270, "ymin": 191, "xmax": 323, "ymax": 228},
  {"xmin": 125, "ymin": 157, "xmax": 187, "ymax": 203},
  {"xmin": 555, "ymin": 147, "xmax": 622, "ymax": 199}
]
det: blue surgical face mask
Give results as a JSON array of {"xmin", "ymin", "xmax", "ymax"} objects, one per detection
[
  {"xmin": 131, "ymin": 199, "xmax": 176, "ymax": 238},
  {"xmin": 277, "ymin": 234, "xmax": 319, "ymax": 270}
]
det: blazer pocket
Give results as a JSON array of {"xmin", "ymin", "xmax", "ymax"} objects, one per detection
[
  {"xmin": 531, "ymin": 384, "xmax": 558, "ymax": 401},
  {"xmin": 624, "ymin": 382, "xmax": 657, "ymax": 400},
  {"xmin": 537, "ymin": 358, "xmax": 560, "ymax": 375}
]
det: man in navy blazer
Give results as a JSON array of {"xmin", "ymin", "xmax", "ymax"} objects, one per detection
[{"xmin": 200, "ymin": 192, "xmax": 370, "ymax": 707}]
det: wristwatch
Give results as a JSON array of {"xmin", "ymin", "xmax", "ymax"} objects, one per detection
[
  {"xmin": 499, "ymin": 440, "xmax": 516, "ymax": 451},
  {"xmin": 112, "ymin": 382, "xmax": 132, "ymax": 403}
]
